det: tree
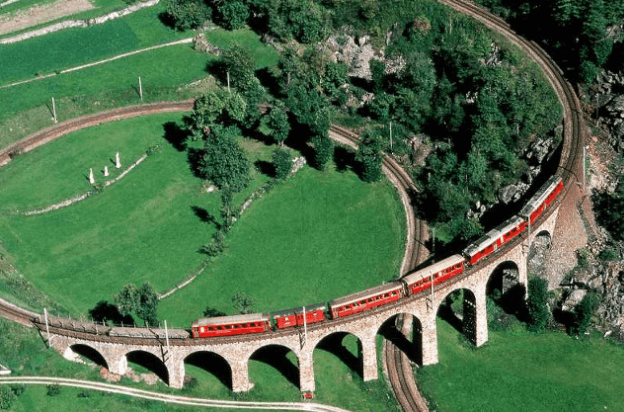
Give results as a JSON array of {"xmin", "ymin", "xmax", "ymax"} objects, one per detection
[
  {"xmin": 136, "ymin": 283, "xmax": 159, "ymax": 326},
  {"xmin": 217, "ymin": 0, "xmax": 249, "ymax": 30},
  {"xmin": 526, "ymin": 276, "xmax": 550, "ymax": 332},
  {"xmin": 573, "ymin": 292, "xmax": 599, "ymax": 335},
  {"xmin": 200, "ymin": 125, "xmax": 251, "ymax": 192},
  {"xmin": 232, "ymin": 292, "xmax": 254, "ymax": 314},
  {"xmin": 164, "ymin": 0, "xmax": 212, "ymax": 31},
  {"xmin": 356, "ymin": 136, "xmax": 383, "ymax": 182},
  {"xmin": 312, "ymin": 134, "xmax": 334, "ymax": 170},
  {"xmin": 114, "ymin": 283, "xmax": 159, "ymax": 326},
  {"xmin": 272, "ymin": 147, "xmax": 292, "ymax": 179},
  {"xmin": 266, "ymin": 102, "xmax": 291, "ymax": 145},
  {"xmin": 221, "ymin": 45, "xmax": 256, "ymax": 92}
]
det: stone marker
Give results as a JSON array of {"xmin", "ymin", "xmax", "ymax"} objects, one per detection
[
  {"xmin": 104, "ymin": 166, "xmax": 109, "ymax": 177},
  {"xmin": 89, "ymin": 168, "xmax": 95, "ymax": 185},
  {"xmin": 115, "ymin": 152, "xmax": 121, "ymax": 169}
]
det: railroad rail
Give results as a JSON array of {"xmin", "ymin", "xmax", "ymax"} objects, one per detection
[{"xmin": 0, "ymin": 0, "xmax": 586, "ymax": 405}]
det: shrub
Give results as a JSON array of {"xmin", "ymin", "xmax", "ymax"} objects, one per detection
[
  {"xmin": 356, "ymin": 136, "xmax": 383, "ymax": 183},
  {"xmin": 272, "ymin": 148, "xmax": 292, "ymax": 180},
  {"xmin": 217, "ymin": 0, "xmax": 250, "ymax": 30},
  {"xmin": 526, "ymin": 276, "xmax": 550, "ymax": 333},
  {"xmin": 165, "ymin": 0, "xmax": 212, "ymax": 31},
  {"xmin": 598, "ymin": 248, "xmax": 619, "ymax": 262},
  {"xmin": 573, "ymin": 292, "xmax": 600, "ymax": 335},
  {"xmin": 46, "ymin": 384, "xmax": 61, "ymax": 397},
  {"xmin": 312, "ymin": 134, "xmax": 334, "ymax": 170},
  {"xmin": 0, "ymin": 387, "xmax": 15, "ymax": 410}
]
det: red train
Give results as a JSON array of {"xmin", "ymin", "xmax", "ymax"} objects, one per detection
[{"xmin": 190, "ymin": 176, "xmax": 565, "ymax": 339}]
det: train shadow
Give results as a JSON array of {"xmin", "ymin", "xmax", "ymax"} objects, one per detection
[{"xmin": 250, "ymin": 345, "xmax": 299, "ymax": 388}]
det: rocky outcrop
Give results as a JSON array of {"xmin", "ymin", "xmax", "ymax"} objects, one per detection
[
  {"xmin": 193, "ymin": 33, "xmax": 221, "ymax": 56},
  {"xmin": 589, "ymin": 70, "xmax": 624, "ymax": 152},
  {"xmin": 324, "ymin": 34, "xmax": 385, "ymax": 80}
]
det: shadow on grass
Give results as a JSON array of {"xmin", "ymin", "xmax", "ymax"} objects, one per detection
[
  {"xmin": 333, "ymin": 146, "xmax": 356, "ymax": 173},
  {"xmin": 127, "ymin": 351, "xmax": 170, "ymax": 385},
  {"xmin": 187, "ymin": 147, "xmax": 206, "ymax": 179},
  {"xmin": 191, "ymin": 206, "xmax": 220, "ymax": 228},
  {"xmin": 378, "ymin": 315, "xmax": 423, "ymax": 365},
  {"xmin": 250, "ymin": 345, "xmax": 300, "ymax": 388},
  {"xmin": 163, "ymin": 121, "xmax": 188, "ymax": 152},
  {"xmin": 89, "ymin": 300, "xmax": 133, "ymax": 325},
  {"xmin": 315, "ymin": 332, "xmax": 362, "ymax": 379},
  {"xmin": 70, "ymin": 344, "xmax": 109, "ymax": 369},
  {"xmin": 185, "ymin": 352, "xmax": 232, "ymax": 390},
  {"xmin": 255, "ymin": 160, "xmax": 276, "ymax": 178}
]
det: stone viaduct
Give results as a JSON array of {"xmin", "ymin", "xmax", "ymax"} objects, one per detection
[{"xmin": 47, "ymin": 206, "xmax": 558, "ymax": 393}]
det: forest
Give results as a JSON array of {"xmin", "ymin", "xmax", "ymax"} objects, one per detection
[{"xmin": 168, "ymin": 0, "xmax": 565, "ymax": 243}]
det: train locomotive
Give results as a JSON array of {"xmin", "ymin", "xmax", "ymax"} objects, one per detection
[{"xmin": 189, "ymin": 176, "xmax": 564, "ymax": 339}]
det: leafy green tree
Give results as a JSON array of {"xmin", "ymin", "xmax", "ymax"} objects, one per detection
[
  {"xmin": 526, "ymin": 276, "xmax": 550, "ymax": 333},
  {"xmin": 114, "ymin": 283, "xmax": 159, "ymax": 326},
  {"xmin": 0, "ymin": 387, "xmax": 15, "ymax": 410},
  {"xmin": 232, "ymin": 292, "xmax": 255, "ymax": 314},
  {"xmin": 312, "ymin": 134, "xmax": 334, "ymax": 170},
  {"xmin": 273, "ymin": 148, "xmax": 292, "ymax": 179},
  {"xmin": 356, "ymin": 136, "xmax": 383, "ymax": 182},
  {"xmin": 266, "ymin": 102, "xmax": 291, "ymax": 145},
  {"xmin": 221, "ymin": 45, "xmax": 256, "ymax": 92},
  {"xmin": 573, "ymin": 292, "xmax": 599, "ymax": 335},
  {"xmin": 200, "ymin": 125, "xmax": 250, "ymax": 192},
  {"xmin": 188, "ymin": 89, "xmax": 247, "ymax": 137},
  {"xmin": 164, "ymin": 0, "xmax": 212, "ymax": 31},
  {"xmin": 217, "ymin": 0, "xmax": 249, "ymax": 30}
]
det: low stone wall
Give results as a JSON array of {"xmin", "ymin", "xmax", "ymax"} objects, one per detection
[
  {"xmin": 0, "ymin": 0, "xmax": 159, "ymax": 45},
  {"xmin": 23, "ymin": 154, "xmax": 148, "ymax": 216}
]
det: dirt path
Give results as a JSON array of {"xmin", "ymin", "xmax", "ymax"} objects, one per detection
[{"xmin": 0, "ymin": 0, "xmax": 94, "ymax": 36}]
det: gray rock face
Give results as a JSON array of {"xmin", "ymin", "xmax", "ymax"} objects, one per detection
[
  {"xmin": 590, "ymin": 70, "xmax": 624, "ymax": 151},
  {"xmin": 325, "ymin": 34, "xmax": 385, "ymax": 80}
]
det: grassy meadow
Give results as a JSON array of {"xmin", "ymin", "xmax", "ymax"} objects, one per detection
[{"xmin": 418, "ymin": 319, "xmax": 624, "ymax": 412}]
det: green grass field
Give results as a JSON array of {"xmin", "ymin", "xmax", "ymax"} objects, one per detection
[
  {"xmin": 0, "ymin": 113, "xmax": 405, "ymax": 324},
  {"xmin": 417, "ymin": 319, "xmax": 624, "ymax": 412}
]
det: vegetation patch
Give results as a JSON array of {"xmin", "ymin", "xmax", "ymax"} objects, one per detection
[{"xmin": 418, "ymin": 320, "xmax": 624, "ymax": 412}]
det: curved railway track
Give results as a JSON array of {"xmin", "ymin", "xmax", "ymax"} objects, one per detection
[{"xmin": 0, "ymin": 1, "xmax": 586, "ymax": 406}]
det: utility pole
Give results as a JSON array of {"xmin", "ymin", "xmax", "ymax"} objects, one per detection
[
  {"xmin": 164, "ymin": 320, "xmax": 170, "ymax": 351},
  {"xmin": 138, "ymin": 76, "xmax": 143, "ymax": 101},
  {"xmin": 51, "ymin": 97, "xmax": 57, "ymax": 123},
  {"xmin": 389, "ymin": 121, "xmax": 393, "ymax": 152},
  {"xmin": 44, "ymin": 308, "xmax": 51, "ymax": 346},
  {"xmin": 227, "ymin": 71, "xmax": 231, "ymax": 93}
]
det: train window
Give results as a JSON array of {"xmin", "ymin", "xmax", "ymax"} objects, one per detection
[{"xmin": 200, "ymin": 327, "xmax": 205, "ymax": 333}]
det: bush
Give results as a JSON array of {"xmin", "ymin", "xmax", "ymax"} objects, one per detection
[
  {"xmin": 217, "ymin": 0, "xmax": 250, "ymax": 30},
  {"xmin": 46, "ymin": 384, "xmax": 61, "ymax": 397},
  {"xmin": 312, "ymin": 134, "xmax": 334, "ymax": 170},
  {"xmin": 272, "ymin": 148, "xmax": 292, "ymax": 180},
  {"xmin": 0, "ymin": 387, "xmax": 15, "ymax": 410},
  {"xmin": 526, "ymin": 276, "xmax": 550, "ymax": 333},
  {"xmin": 165, "ymin": 0, "xmax": 212, "ymax": 31},
  {"xmin": 356, "ymin": 136, "xmax": 383, "ymax": 183},
  {"xmin": 573, "ymin": 292, "xmax": 600, "ymax": 336},
  {"xmin": 598, "ymin": 248, "xmax": 619, "ymax": 262}
]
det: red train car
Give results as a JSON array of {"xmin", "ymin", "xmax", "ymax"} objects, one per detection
[
  {"xmin": 328, "ymin": 282, "xmax": 404, "ymax": 319},
  {"xmin": 191, "ymin": 313, "xmax": 271, "ymax": 338},
  {"xmin": 401, "ymin": 254, "xmax": 465, "ymax": 296},
  {"xmin": 463, "ymin": 216, "xmax": 528, "ymax": 266},
  {"xmin": 271, "ymin": 303, "xmax": 326, "ymax": 329},
  {"xmin": 520, "ymin": 176, "xmax": 564, "ymax": 225}
]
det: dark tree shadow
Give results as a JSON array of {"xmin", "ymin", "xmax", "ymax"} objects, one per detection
[
  {"xmin": 203, "ymin": 307, "xmax": 226, "ymax": 317},
  {"xmin": 89, "ymin": 301, "xmax": 133, "ymax": 325},
  {"xmin": 191, "ymin": 206, "xmax": 219, "ymax": 228},
  {"xmin": 127, "ymin": 351, "xmax": 169, "ymax": 385},
  {"xmin": 187, "ymin": 148, "xmax": 206, "ymax": 179},
  {"xmin": 315, "ymin": 333, "xmax": 362, "ymax": 379},
  {"xmin": 163, "ymin": 122, "xmax": 188, "ymax": 152},
  {"xmin": 250, "ymin": 345, "xmax": 299, "ymax": 388},
  {"xmin": 185, "ymin": 352, "xmax": 232, "ymax": 389},
  {"xmin": 158, "ymin": 11, "xmax": 175, "ymax": 29},
  {"xmin": 552, "ymin": 308, "xmax": 576, "ymax": 334},
  {"xmin": 255, "ymin": 67, "xmax": 282, "ymax": 98},
  {"xmin": 333, "ymin": 146, "xmax": 356, "ymax": 173},
  {"xmin": 71, "ymin": 344, "xmax": 108, "ymax": 368},
  {"xmin": 254, "ymin": 160, "xmax": 276, "ymax": 178},
  {"xmin": 378, "ymin": 316, "xmax": 422, "ymax": 365}
]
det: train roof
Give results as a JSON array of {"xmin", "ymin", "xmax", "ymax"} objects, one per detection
[
  {"xmin": 494, "ymin": 216, "xmax": 525, "ymax": 234},
  {"xmin": 192, "ymin": 313, "xmax": 270, "ymax": 328},
  {"xmin": 109, "ymin": 327, "xmax": 189, "ymax": 339},
  {"xmin": 272, "ymin": 302, "xmax": 326, "ymax": 318},
  {"xmin": 520, "ymin": 176, "xmax": 562, "ymax": 217},
  {"xmin": 401, "ymin": 254, "xmax": 465, "ymax": 284},
  {"xmin": 463, "ymin": 228, "xmax": 500, "ymax": 257},
  {"xmin": 328, "ymin": 282, "xmax": 403, "ymax": 308}
]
